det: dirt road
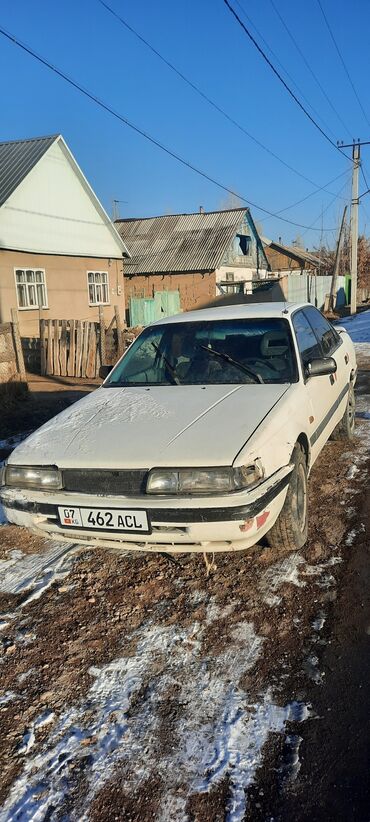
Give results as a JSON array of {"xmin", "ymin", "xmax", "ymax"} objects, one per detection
[{"xmin": 0, "ymin": 343, "xmax": 369, "ymax": 821}]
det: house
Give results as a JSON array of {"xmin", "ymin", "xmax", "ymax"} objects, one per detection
[
  {"xmin": 115, "ymin": 208, "xmax": 269, "ymax": 320},
  {"xmin": 262, "ymin": 236, "xmax": 322, "ymax": 276},
  {"xmin": 0, "ymin": 134, "xmax": 129, "ymax": 339}
]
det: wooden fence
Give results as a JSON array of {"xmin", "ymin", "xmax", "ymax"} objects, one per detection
[
  {"xmin": 39, "ymin": 306, "xmax": 138, "ymax": 378},
  {"xmin": 40, "ymin": 318, "xmax": 101, "ymax": 378}
]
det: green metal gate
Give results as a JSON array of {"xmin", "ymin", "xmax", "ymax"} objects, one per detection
[{"xmin": 129, "ymin": 290, "xmax": 181, "ymax": 326}]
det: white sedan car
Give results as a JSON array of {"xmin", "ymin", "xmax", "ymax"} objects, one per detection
[{"xmin": 1, "ymin": 302, "xmax": 356, "ymax": 554}]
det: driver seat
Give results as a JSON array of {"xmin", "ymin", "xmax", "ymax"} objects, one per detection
[{"xmin": 260, "ymin": 331, "xmax": 289, "ymax": 372}]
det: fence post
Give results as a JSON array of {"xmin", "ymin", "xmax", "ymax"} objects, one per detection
[
  {"xmin": 40, "ymin": 318, "xmax": 46, "ymax": 375},
  {"xmin": 99, "ymin": 306, "xmax": 106, "ymax": 365},
  {"xmin": 10, "ymin": 308, "xmax": 26, "ymax": 381},
  {"xmin": 114, "ymin": 304, "xmax": 124, "ymax": 357}
]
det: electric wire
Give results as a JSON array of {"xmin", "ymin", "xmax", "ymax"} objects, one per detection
[
  {"xmin": 223, "ymin": 0, "xmax": 351, "ymax": 156},
  {"xmin": 268, "ymin": 0, "xmax": 351, "ymax": 138},
  {"xmin": 300, "ymin": 175, "xmax": 351, "ymax": 238},
  {"xmin": 263, "ymin": 169, "xmax": 350, "ymax": 221},
  {"xmin": 99, "ymin": 0, "xmax": 341, "ymax": 196},
  {"xmin": 316, "ymin": 0, "xmax": 370, "ymax": 129},
  {"xmin": 234, "ymin": 0, "xmax": 338, "ymax": 141},
  {"xmin": 0, "ymin": 23, "xmax": 339, "ymax": 233}
]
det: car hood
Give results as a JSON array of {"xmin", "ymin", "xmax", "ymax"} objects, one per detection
[{"xmin": 10, "ymin": 384, "xmax": 290, "ymax": 469}]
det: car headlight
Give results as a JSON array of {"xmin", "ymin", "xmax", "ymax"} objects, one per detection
[
  {"xmin": 4, "ymin": 466, "xmax": 62, "ymax": 490},
  {"xmin": 146, "ymin": 462, "xmax": 264, "ymax": 495}
]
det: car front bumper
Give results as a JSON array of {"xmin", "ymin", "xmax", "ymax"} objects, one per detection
[{"xmin": 0, "ymin": 465, "xmax": 292, "ymax": 553}]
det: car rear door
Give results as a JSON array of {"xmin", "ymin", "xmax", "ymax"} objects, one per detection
[{"xmin": 291, "ymin": 308, "xmax": 339, "ymax": 462}]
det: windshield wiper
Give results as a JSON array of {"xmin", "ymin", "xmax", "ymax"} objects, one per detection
[
  {"xmin": 151, "ymin": 341, "xmax": 180, "ymax": 385},
  {"xmin": 199, "ymin": 344, "xmax": 263, "ymax": 384}
]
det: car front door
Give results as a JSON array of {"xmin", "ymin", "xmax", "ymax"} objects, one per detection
[
  {"xmin": 292, "ymin": 308, "xmax": 339, "ymax": 463},
  {"xmin": 303, "ymin": 304, "xmax": 349, "ymax": 439}
]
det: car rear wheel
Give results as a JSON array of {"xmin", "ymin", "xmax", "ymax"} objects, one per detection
[
  {"xmin": 331, "ymin": 384, "xmax": 356, "ymax": 441},
  {"xmin": 267, "ymin": 443, "xmax": 308, "ymax": 554}
]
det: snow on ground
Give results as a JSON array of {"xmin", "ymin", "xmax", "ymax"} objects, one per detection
[
  {"xmin": 0, "ymin": 542, "xmax": 79, "ymax": 606},
  {"xmin": 336, "ymin": 308, "xmax": 370, "ymax": 343},
  {"xmin": 0, "ymin": 600, "xmax": 309, "ymax": 822}
]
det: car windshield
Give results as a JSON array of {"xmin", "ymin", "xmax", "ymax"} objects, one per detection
[{"xmin": 104, "ymin": 318, "xmax": 298, "ymax": 387}]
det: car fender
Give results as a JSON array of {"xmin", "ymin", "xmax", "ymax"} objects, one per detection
[{"xmin": 233, "ymin": 385, "xmax": 311, "ymax": 478}]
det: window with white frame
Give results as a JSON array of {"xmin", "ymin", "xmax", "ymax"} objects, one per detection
[
  {"xmin": 15, "ymin": 269, "xmax": 48, "ymax": 309},
  {"xmin": 87, "ymin": 271, "xmax": 109, "ymax": 305}
]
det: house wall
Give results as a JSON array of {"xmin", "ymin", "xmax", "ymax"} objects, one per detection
[
  {"xmin": 264, "ymin": 247, "xmax": 315, "ymax": 274},
  {"xmin": 216, "ymin": 264, "xmax": 269, "ymax": 290},
  {"xmin": 0, "ymin": 139, "xmax": 123, "ymax": 258},
  {"xmin": 124, "ymin": 271, "xmax": 216, "ymax": 313},
  {"xmin": 0, "ymin": 249, "xmax": 125, "ymax": 337}
]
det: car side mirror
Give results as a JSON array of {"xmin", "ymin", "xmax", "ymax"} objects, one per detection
[
  {"xmin": 99, "ymin": 365, "xmax": 112, "ymax": 380},
  {"xmin": 305, "ymin": 357, "xmax": 337, "ymax": 379}
]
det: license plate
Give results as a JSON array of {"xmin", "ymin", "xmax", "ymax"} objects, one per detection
[{"xmin": 58, "ymin": 507, "xmax": 150, "ymax": 534}]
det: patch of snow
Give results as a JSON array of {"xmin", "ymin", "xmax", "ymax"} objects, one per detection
[
  {"xmin": 17, "ymin": 668, "xmax": 36, "ymax": 685},
  {"xmin": 205, "ymin": 601, "xmax": 236, "ymax": 624},
  {"xmin": 260, "ymin": 553, "xmax": 305, "ymax": 603},
  {"xmin": 336, "ymin": 310, "xmax": 370, "ymax": 344},
  {"xmin": 347, "ymin": 464, "xmax": 360, "ymax": 479},
  {"xmin": 0, "ymin": 609, "xmax": 309, "ymax": 822},
  {"xmin": 312, "ymin": 615, "xmax": 326, "ymax": 632},
  {"xmin": 0, "ymin": 691, "xmax": 17, "ymax": 707},
  {"xmin": 18, "ymin": 711, "xmax": 55, "ymax": 755},
  {"xmin": 0, "ymin": 542, "xmax": 78, "ymax": 602},
  {"xmin": 264, "ymin": 594, "xmax": 282, "ymax": 607},
  {"xmin": 345, "ymin": 523, "xmax": 365, "ymax": 546}
]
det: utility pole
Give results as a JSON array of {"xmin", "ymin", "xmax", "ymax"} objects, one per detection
[
  {"xmin": 329, "ymin": 205, "xmax": 347, "ymax": 312},
  {"xmin": 350, "ymin": 143, "xmax": 360, "ymax": 315}
]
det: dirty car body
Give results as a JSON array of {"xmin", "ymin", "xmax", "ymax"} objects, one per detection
[{"xmin": 1, "ymin": 303, "xmax": 357, "ymax": 553}]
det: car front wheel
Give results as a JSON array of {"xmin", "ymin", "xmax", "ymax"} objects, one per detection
[{"xmin": 267, "ymin": 442, "xmax": 308, "ymax": 554}]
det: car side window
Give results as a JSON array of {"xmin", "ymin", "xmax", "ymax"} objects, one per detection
[
  {"xmin": 303, "ymin": 306, "xmax": 340, "ymax": 356},
  {"xmin": 292, "ymin": 310, "xmax": 322, "ymax": 366}
]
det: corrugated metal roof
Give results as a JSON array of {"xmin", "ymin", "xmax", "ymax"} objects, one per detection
[
  {"xmin": 115, "ymin": 208, "xmax": 248, "ymax": 274},
  {"xmin": 262, "ymin": 236, "xmax": 321, "ymax": 266},
  {"xmin": 0, "ymin": 135, "xmax": 58, "ymax": 207}
]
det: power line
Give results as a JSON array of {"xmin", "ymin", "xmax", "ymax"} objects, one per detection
[
  {"xmin": 316, "ymin": 0, "xmax": 370, "ymax": 129},
  {"xmin": 268, "ymin": 0, "xmax": 351, "ymax": 138},
  {"xmin": 99, "ymin": 0, "xmax": 341, "ymax": 197},
  {"xmin": 223, "ymin": 0, "xmax": 350, "ymax": 156},
  {"xmin": 263, "ymin": 169, "xmax": 350, "ymax": 221},
  {"xmin": 234, "ymin": 0, "xmax": 338, "ymax": 141},
  {"xmin": 0, "ymin": 23, "xmax": 338, "ymax": 233},
  {"xmin": 300, "ymin": 174, "xmax": 351, "ymax": 238}
]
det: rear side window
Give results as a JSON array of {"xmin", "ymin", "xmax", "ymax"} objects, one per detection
[
  {"xmin": 292, "ymin": 310, "xmax": 322, "ymax": 366},
  {"xmin": 303, "ymin": 306, "xmax": 340, "ymax": 355}
]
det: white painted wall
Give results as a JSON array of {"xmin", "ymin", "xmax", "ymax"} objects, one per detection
[
  {"xmin": 0, "ymin": 139, "xmax": 124, "ymax": 258},
  {"xmin": 216, "ymin": 264, "xmax": 269, "ymax": 290}
]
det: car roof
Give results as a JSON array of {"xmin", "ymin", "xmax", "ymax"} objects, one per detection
[{"xmin": 151, "ymin": 301, "xmax": 308, "ymax": 326}]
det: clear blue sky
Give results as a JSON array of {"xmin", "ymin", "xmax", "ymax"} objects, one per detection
[{"xmin": 1, "ymin": 0, "xmax": 370, "ymax": 248}]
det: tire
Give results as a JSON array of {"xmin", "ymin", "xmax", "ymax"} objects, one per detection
[
  {"xmin": 267, "ymin": 443, "xmax": 308, "ymax": 554},
  {"xmin": 331, "ymin": 384, "xmax": 356, "ymax": 441}
]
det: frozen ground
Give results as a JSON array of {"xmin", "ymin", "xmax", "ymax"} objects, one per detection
[{"xmin": 0, "ymin": 310, "xmax": 369, "ymax": 820}]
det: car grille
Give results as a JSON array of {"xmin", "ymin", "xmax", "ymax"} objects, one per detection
[{"xmin": 62, "ymin": 469, "xmax": 149, "ymax": 496}]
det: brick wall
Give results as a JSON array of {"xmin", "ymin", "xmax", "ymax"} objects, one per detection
[{"xmin": 124, "ymin": 271, "xmax": 216, "ymax": 312}]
